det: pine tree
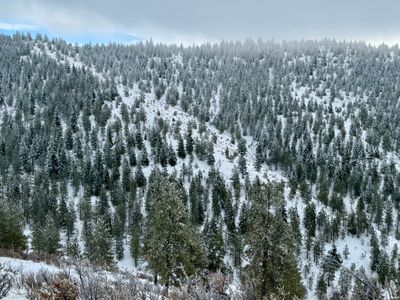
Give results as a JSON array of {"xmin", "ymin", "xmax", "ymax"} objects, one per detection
[
  {"xmin": 189, "ymin": 174, "xmax": 205, "ymax": 225},
  {"xmin": 186, "ymin": 126, "xmax": 194, "ymax": 156},
  {"xmin": 204, "ymin": 218, "xmax": 225, "ymax": 272},
  {"xmin": 289, "ymin": 207, "xmax": 302, "ymax": 255},
  {"xmin": 65, "ymin": 200, "xmax": 76, "ymax": 241},
  {"xmin": 238, "ymin": 139, "xmax": 247, "ymax": 156},
  {"xmin": 316, "ymin": 272, "xmax": 327, "ymax": 298},
  {"xmin": 85, "ymin": 216, "xmax": 114, "ymax": 266},
  {"xmin": 177, "ymin": 135, "xmax": 186, "ymax": 159},
  {"xmin": 355, "ymin": 197, "xmax": 368, "ymax": 236},
  {"xmin": 47, "ymin": 138, "xmax": 62, "ymax": 178},
  {"xmin": 338, "ymin": 268, "xmax": 352, "ymax": 299},
  {"xmin": 376, "ymin": 251, "xmax": 390, "ymax": 284},
  {"xmin": 158, "ymin": 142, "xmax": 169, "ymax": 167},
  {"xmin": 140, "ymin": 148, "xmax": 149, "ymax": 166},
  {"xmin": 303, "ymin": 202, "xmax": 316, "ymax": 238},
  {"xmin": 58, "ymin": 195, "xmax": 68, "ymax": 229},
  {"xmin": 211, "ymin": 173, "xmax": 228, "ymax": 218},
  {"xmin": 370, "ymin": 230, "xmax": 380, "ymax": 272},
  {"xmin": 122, "ymin": 158, "xmax": 132, "ymax": 192},
  {"xmin": 115, "ymin": 237, "xmax": 124, "ymax": 261},
  {"xmin": 128, "ymin": 148, "xmax": 137, "ymax": 166},
  {"xmin": 135, "ymin": 131, "xmax": 144, "ymax": 150},
  {"xmin": 254, "ymin": 144, "xmax": 262, "ymax": 172},
  {"xmin": 65, "ymin": 127, "xmax": 73, "ymax": 151},
  {"xmin": 0, "ymin": 198, "xmax": 27, "ymax": 251},
  {"xmin": 168, "ymin": 144, "xmax": 177, "ymax": 166},
  {"xmin": 238, "ymin": 155, "xmax": 247, "ymax": 176},
  {"xmin": 135, "ymin": 164, "xmax": 146, "ymax": 188},
  {"xmin": 32, "ymin": 214, "xmax": 61, "ymax": 255},
  {"xmin": 130, "ymin": 202, "xmax": 143, "ymax": 267},
  {"xmin": 144, "ymin": 176, "xmax": 205, "ymax": 286},
  {"xmin": 66, "ymin": 235, "xmax": 81, "ymax": 259},
  {"xmin": 113, "ymin": 207, "xmax": 125, "ymax": 260},
  {"xmin": 207, "ymin": 142, "xmax": 215, "ymax": 166},
  {"xmin": 244, "ymin": 182, "xmax": 305, "ymax": 299},
  {"xmin": 313, "ymin": 238, "xmax": 323, "ymax": 264},
  {"xmin": 322, "ymin": 244, "xmax": 342, "ymax": 286},
  {"xmin": 231, "ymin": 167, "xmax": 241, "ymax": 200},
  {"xmin": 19, "ymin": 139, "xmax": 32, "ymax": 173}
]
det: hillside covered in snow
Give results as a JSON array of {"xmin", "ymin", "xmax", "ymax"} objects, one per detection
[{"xmin": 1, "ymin": 34, "xmax": 400, "ymax": 299}]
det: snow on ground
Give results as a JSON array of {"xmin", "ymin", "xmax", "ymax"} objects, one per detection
[
  {"xmin": 0, "ymin": 256, "xmax": 59, "ymax": 275},
  {"xmin": 32, "ymin": 44, "xmax": 105, "ymax": 80},
  {"xmin": 0, "ymin": 256, "xmax": 59, "ymax": 300},
  {"xmin": 18, "ymin": 45, "xmax": 400, "ymax": 299},
  {"xmin": 117, "ymin": 83, "xmax": 285, "ymax": 184},
  {"xmin": 0, "ymin": 255, "xmax": 163, "ymax": 300}
]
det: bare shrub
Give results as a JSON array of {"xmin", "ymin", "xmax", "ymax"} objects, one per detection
[
  {"xmin": 23, "ymin": 269, "xmax": 79, "ymax": 300},
  {"xmin": 53, "ymin": 272, "xmax": 80, "ymax": 299},
  {"xmin": 0, "ymin": 264, "xmax": 12, "ymax": 299},
  {"xmin": 209, "ymin": 271, "xmax": 229, "ymax": 296},
  {"xmin": 75, "ymin": 263, "xmax": 167, "ymax": 300},
  {"xmin": 75, "ymin": 264, "xmax": 105, "ymax": 300},
  {"xmin": 15, "ymin": 259, "xmax": 247, "ymax": 300},
  {"xmin": 181, "ymin": 271, "xmax": 240, "ymax": 300},
  {"xmin": 23, "ymin": 271, "xmax": 54, "ymax": 300}
]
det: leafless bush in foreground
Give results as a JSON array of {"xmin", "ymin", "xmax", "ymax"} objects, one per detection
[{"xmin": 0, "ymin": 264, "xmax": 12, "ymax": 299}]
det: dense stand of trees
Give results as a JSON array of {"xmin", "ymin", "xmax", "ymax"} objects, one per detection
[{"xmin": 1, "ymin": 33, "xmax": 400, "ymax": 298}]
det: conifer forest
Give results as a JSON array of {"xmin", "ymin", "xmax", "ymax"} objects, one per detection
[{"xmin": 1, "ymin": 33, "xmax": 400, "ymax": 299}]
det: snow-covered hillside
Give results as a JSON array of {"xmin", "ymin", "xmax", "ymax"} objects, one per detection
[{"xmin": 1, "ymin": 35, "xmax": 400, "ymax": 299}]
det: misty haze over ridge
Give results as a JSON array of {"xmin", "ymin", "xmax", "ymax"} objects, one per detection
[{"xmin": 0, "ymin": 0, "xmax": 399, "ymax": 45}]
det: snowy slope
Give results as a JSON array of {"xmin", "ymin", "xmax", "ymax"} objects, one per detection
[{"xmin": 1, "ymin": 40, "xmax": 398, "ymax": 299}]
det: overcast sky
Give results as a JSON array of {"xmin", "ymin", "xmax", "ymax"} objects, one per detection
[{"xmin": 0, "ymin": 0, "xmax": 399, "ymax": 45}]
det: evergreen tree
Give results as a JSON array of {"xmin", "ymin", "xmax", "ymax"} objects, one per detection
[
  {"xmin": 65, "ymin": 200, "xmax": 76, "ymax": 241},
  {"xmin": 189, "ymin": 173, "xmax": 205, "ymax": 225},
  {"xmin": 254, "ymin": 144, "xmax": 262, "ymax": 172},
  {"xmin": 177, "ymin": 135, "xmax": 186, "ymax": 159},
  {"xmin": 204, "ymin": 218, "xmax": 225, "ymax": 272},
  {"xmin": 130, "ymin": 202, "xmax": 143, "ymax": 267},
  {"xmin": 0, "ymin": 198, "xmax": 27, "ymax": 250},
  {"xmin": 128, "ymin": 148, "xmax": 137, "ymax": 166},
  {"xmin": 32, "ymin": 215, "xmax": 61, "ymax": 255},
  {"xmin": 46, "ymin": 138, "xmax": 62, "ymax": 178},
  {"xmin": 376, "ymin": 251, "xmax": 390, "ymax": 284},
  {"xmin": 144, "ymin": 176, "xmax": 205, "ymax": 286},
  {"xmin": 211, "ymin": 173, "xmax": 228, "ymax": 218},
  {"xmin": 316, "ymin": 272, "xmax": 327, "ymax": 299},
  {"xmin": 186, "ymin": 126, "xmax": 194, "ymax": 156},
  {"xmin": 303, "ymin": 202, "xmax": 317, "ymax": 238},
  {"xmin": 231, "ymin": 167, "xmax": 241, "ymax": 200},
  {"xmin": 322, "ymin": 244, "xmax": 342, "ymax": 286},
  {"xmin": 338, "ymin": 268, "xmax": 352, "ymax": 299},
  {"xmin": 85, "ymin": 216, "xmax": 114, "ymax": 266},
  {"xmin": 238, "ymin": 155, "xmax": 247, "ymax": 176},
  {"xmin": 355, "ymin": 197, "xmax": 368, "ymax": 236},
  {"xmin": 168, "ymin": 144, "xmax": 177, "ymax": 166},
  {"xmin": 370, "ymin": 229, "xmax": 380, "ymax": 272},
  {"xmin": 66, "ymin": 235, "xmax": 81, "ymax": 259},
  {"xmin": 135, "ymin": 164, "xmax": 146, "ymax": 188},
  {"xmin": 122, "ymin": 158, "xmax": 132, "ymax": 192},
  {"xmin": 207, "ymin": 142, "xmax": 215, "ymax": 166},
  {"xmin": 140, "ymin": 148, "xmax": 149, "ymax": 166},
  {"xmin": 244, "ymin": 182, "xmax": 305, "ymax": 299},
  {"xmin": 158, "ymin": 142, "xmax": 169, "ymax": 167}
]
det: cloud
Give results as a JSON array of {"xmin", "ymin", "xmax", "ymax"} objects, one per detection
[
  {"xmin": 0, "ymin": 21, "xmax": 40, "ymax": 31},
  {"xmin": 0, "ymin": 0, "xmax": 399, "ymax": 45},
  {"xmin": 0, "ymin": 1, "xmax": 119, "ymax": 35}
]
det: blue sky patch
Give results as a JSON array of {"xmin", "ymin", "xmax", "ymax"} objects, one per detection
[{"xmin": 0, "ymin": 20, "xmax": 140, "ymax": 45}]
